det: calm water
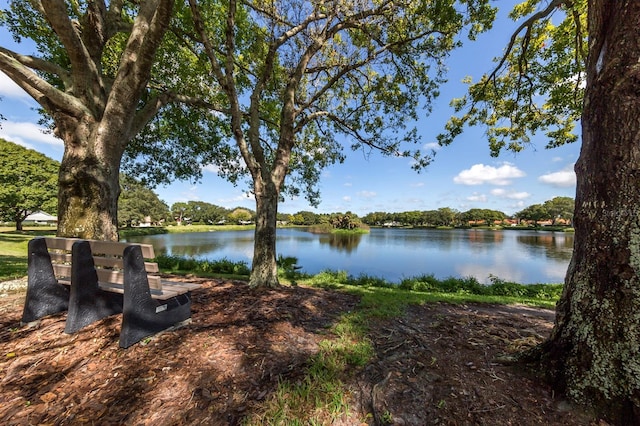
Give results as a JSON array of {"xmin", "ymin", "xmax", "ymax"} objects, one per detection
[{"xmin": 125, "ymin": 228, "xmax": 574, "ymax": 284}]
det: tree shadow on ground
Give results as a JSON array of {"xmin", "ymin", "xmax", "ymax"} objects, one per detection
[
  {"xmin": 0, "ymin": 279, "xmax": 360, "ymax": 425},
  {"xmin": 0, "ymin": 254, "xmax": 27, "ymax": 280}
]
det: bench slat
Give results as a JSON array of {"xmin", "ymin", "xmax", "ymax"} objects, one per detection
[
  {"xmin": 52, "ymin": 264, "xmax": 163, "ymax": 290},
  {"xmin": 96, "ymin": 282, "xmax": 181, "ymax": 300},
  {"xmin": 44, "ymin": 237, "xmax": 155, "ymax": 259},
  {"xmin": 89, "ymin": 240, "xmax": 155, "ymax": 259},
  {"xmin": 49, "ymin": 252, "xmax": 159, "ymax": 273},
  {"xmin": 161, "ymin": 280, "xmax": 202, "ymax": 292}
]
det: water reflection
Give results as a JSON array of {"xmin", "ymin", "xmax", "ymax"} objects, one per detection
[
  {"xmin": 318, "ymin": 233, "xmax": 363, "ymax": 253},
  {"xmin": 126, "ymin": 228, "xmax": 573, "ymax": 284},
  {"xmin": 516, "ymin": 233, "xmax": 574, "ymax": 261},
  {"xmin": 129, "ymin": 231, "xmax": 255, "ymax": 260}
]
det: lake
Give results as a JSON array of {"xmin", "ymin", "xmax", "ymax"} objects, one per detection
[{"xmin": 125, "ymin": 228, "xmax": 573, "ymax": 284}]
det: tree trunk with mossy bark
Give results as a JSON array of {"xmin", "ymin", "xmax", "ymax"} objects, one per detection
[
  {"xmin": 56, "ymin": 127, "xmax": 124, "ymax": 241},
  {"xmin": 535, "ymin": 1, "xmax": 640, "ymax": 423}
]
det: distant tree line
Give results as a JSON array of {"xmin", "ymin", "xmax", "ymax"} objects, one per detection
[
  {"xmin": 279, "ymin": 197, "xmax": 574, "ymax": 228},
  {"xmin": 0, "ymin": 138, "xmax": 574, "ymax": 230},
  {"xmin": 169, "ymin": 202, "xmax": 254, "ymax": 226},
  {"xmin": 0, "ymin": 138, "xmax": 572, "ymax": 230},
  {"xmin": 120, "ymin": 195, "xmax": 576, "ymax": 229}
]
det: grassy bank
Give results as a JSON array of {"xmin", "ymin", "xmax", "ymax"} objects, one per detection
[{"xmin": 0, "ymin": 227, "xmax": 56, "ymax": 281}]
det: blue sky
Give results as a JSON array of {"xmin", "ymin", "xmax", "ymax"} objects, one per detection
[{"xmin": 0, "ymin": 1, "xmax": 578, "ymax": 217}]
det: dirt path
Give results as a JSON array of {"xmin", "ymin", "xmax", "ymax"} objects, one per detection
[{"xmin": 0, "ymin": 278, "xmax": 599, "ymax": 425}]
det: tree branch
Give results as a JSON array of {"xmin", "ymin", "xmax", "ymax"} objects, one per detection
[
  {"xmin": 0, "ymin": 47, "xmax": 71, "ymax": 85},
  {"xmin": 481, "ymin": 0, "xmax": 566, "ymax": 95},
  {"xmin": 40, "ymin": 0, "xmax": 105, "ymax": 102},
  {"xmin": 130, "ymin": 91, "xmax": 225, "ymax": 137},
  {"xmin": 104, "ymin": 0, "xmax": 174, "ymax": 142},
  {"xmin": 0, "ymin": 50, "xmax": 89, "ymax": 118}
]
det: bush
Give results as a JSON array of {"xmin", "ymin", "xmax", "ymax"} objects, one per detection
[
  {"xmin": 346, "ymin": 273, "xmax": 393, "ymax": 288},
  {"xmin": 155, "ymin": 254, "xmax": 250, "ymax": 275},
  {"xmin": 399, "ymin": 274, "xmax": 440, "ymax": 291},
  {"xmin": 397, "ymin": 274, "xmax": 561, "ymax": 299}
]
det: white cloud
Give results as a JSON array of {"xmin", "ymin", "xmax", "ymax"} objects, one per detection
[
  {"xmin": 467, "ymin": 193, "xmax": 487, "ymax": 202},
  {"xmin": 342, "ymin": 196, "xmax": 352, "ymax": 202},
  {"xmin": 410, "ymin": 182, "xmax": 425, "ymax": 188},
  {"xmin": 343, "ymin": 182, "xmax": 352, "ymax": 187},
  {"xmin": 424, "ymin": 142, "xmax": 441, "ymax": 151},
  {"xmin": 490, "ymin": 188, "xmax": 531, "ymax": 199},
  {"xmin": 0, "ymin": 120, "xmax": 62, "ymax": 149},
  {"xmin": 551, "ymin": 156, "xmax": 564, "ymax": 162},
  {"xmin": 357, "ymin": 190, "xmax": 377, "ymax": 198},
  {"xmin": 0, "ymin": 72, "xmax": 30, "ymax": 99},
  {"xmin": 538, "ymin": 164, "xmax": 576, "ymax": 188},
  {"xmin": 217, "ymin": 192, "xmax": 254, "ymax": 204},
  {"xmin": 203, "ymin": 164, "xmax": 220, "ymax": 173},
  {"xmin": 454, "ymin": 163, "xmax": 525, "ymax": 186}
]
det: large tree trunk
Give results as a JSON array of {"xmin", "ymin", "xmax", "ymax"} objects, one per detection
[
  {"xmin": 249, "ymin": 181, "xmax": 280, "ymax": 288},
  {"xmin": 57, "ymin": 138, "xmax": 122, "ymax": 241},
  {"xmin": 538, "ymin": 1, "xmax": 640, "ymax": 423}
]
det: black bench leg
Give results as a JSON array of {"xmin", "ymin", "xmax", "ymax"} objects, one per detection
[
  {"xmin": 21, "ymin": 238, "xmax": 69, "ymax": 323},
  {"xmin": 119, "ymin": 245, "xmax": 192, "ymax": 348},
  {"xmin": 64, "ymin": 241, "xmax": 123, "ymax": 334}
]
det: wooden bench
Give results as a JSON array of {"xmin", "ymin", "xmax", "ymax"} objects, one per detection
[{"xmin": 22, "ymin": 237, "xmax": 202, "ymax": 347}]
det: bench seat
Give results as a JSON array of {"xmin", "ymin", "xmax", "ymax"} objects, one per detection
[{"xmin": 22, "ymin": 237, "xmax": 202, "ymax": 347}]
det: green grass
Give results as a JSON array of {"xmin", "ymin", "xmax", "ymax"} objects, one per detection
[
  {"xmin": 0, "ymin": 228, "xmax": 56, "ymax": 281},
  {"xmin": 245, "ymin": 307, "xmax": 373, "ymax": 425},
  {"xmin": 293, "ymin": 269, "xmax": 561, "ymax": 309}
]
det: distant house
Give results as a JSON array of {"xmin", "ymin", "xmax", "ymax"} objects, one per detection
[{"xmin": 24, "ymin": 211, "xmax": 58, "ymax": 225}]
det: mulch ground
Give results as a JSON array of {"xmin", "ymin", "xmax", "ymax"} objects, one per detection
[{"xmin": 0, "ymin": 277, "xmax": 602, "ymax": 425}]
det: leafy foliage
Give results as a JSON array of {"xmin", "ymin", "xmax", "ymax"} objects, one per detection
[
  {"xmin": 180, "ymin": 0, "xmax": 497, "ymax": 202},
  {"xmin": 515, "ymin": 196, "xmax": 574, "ymax": 225},
  {"xmin": 118, "ymin": 175, "xmax": 170, "ymax": 227},
  {"xmin": 439, "ymin": 0, "xmax": 587, "ymax": 155},
  {"xmin": 0, "ymin": 139, "xmax": 58, "ymax": 230},
  {"xmin": 303, "ymin": 269, "xmax": 563, "ymax": 300},
  {"xmin": 170, "ymin": 201, "xmax": 233, "ymax": 225},
  {"xmin": 155, "ymin": 254, "xmax": 251, "ymax": 276}
]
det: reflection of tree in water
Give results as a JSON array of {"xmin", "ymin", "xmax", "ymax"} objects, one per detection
[
  {"xmin": 468, "ymin": 230, "xmax": 504, "ymax": 244},
  {"xmin": 129, "ymin": 235, "xmax": 247, "ymax": 257},
  {"xmin": 166, "ymin": 241, "xmax": 228, "ymax": 257},
  {"xmin": 517, "ymin": 233, "xmax": 574, "ymax": 261},
  {"xmin": 318, "ymin": 233, "xmax": 363, "ymax": 253}
]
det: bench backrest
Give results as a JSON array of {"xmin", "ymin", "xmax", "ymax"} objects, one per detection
[{"xmin": 44, "ymin": 237, "xmax": 163, "ymax": 290}]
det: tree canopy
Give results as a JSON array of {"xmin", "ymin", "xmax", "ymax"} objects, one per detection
[
  {"xmin": 439, "ymin": 0, "xmax": 587, "ymax": 155},
  {"xmin": 179, "ymin": 0, "xmax": 497, "ymax": 287},
  {"xmin": 0, "ymin": 139, "xmax": 58, "ymax": 230}
]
